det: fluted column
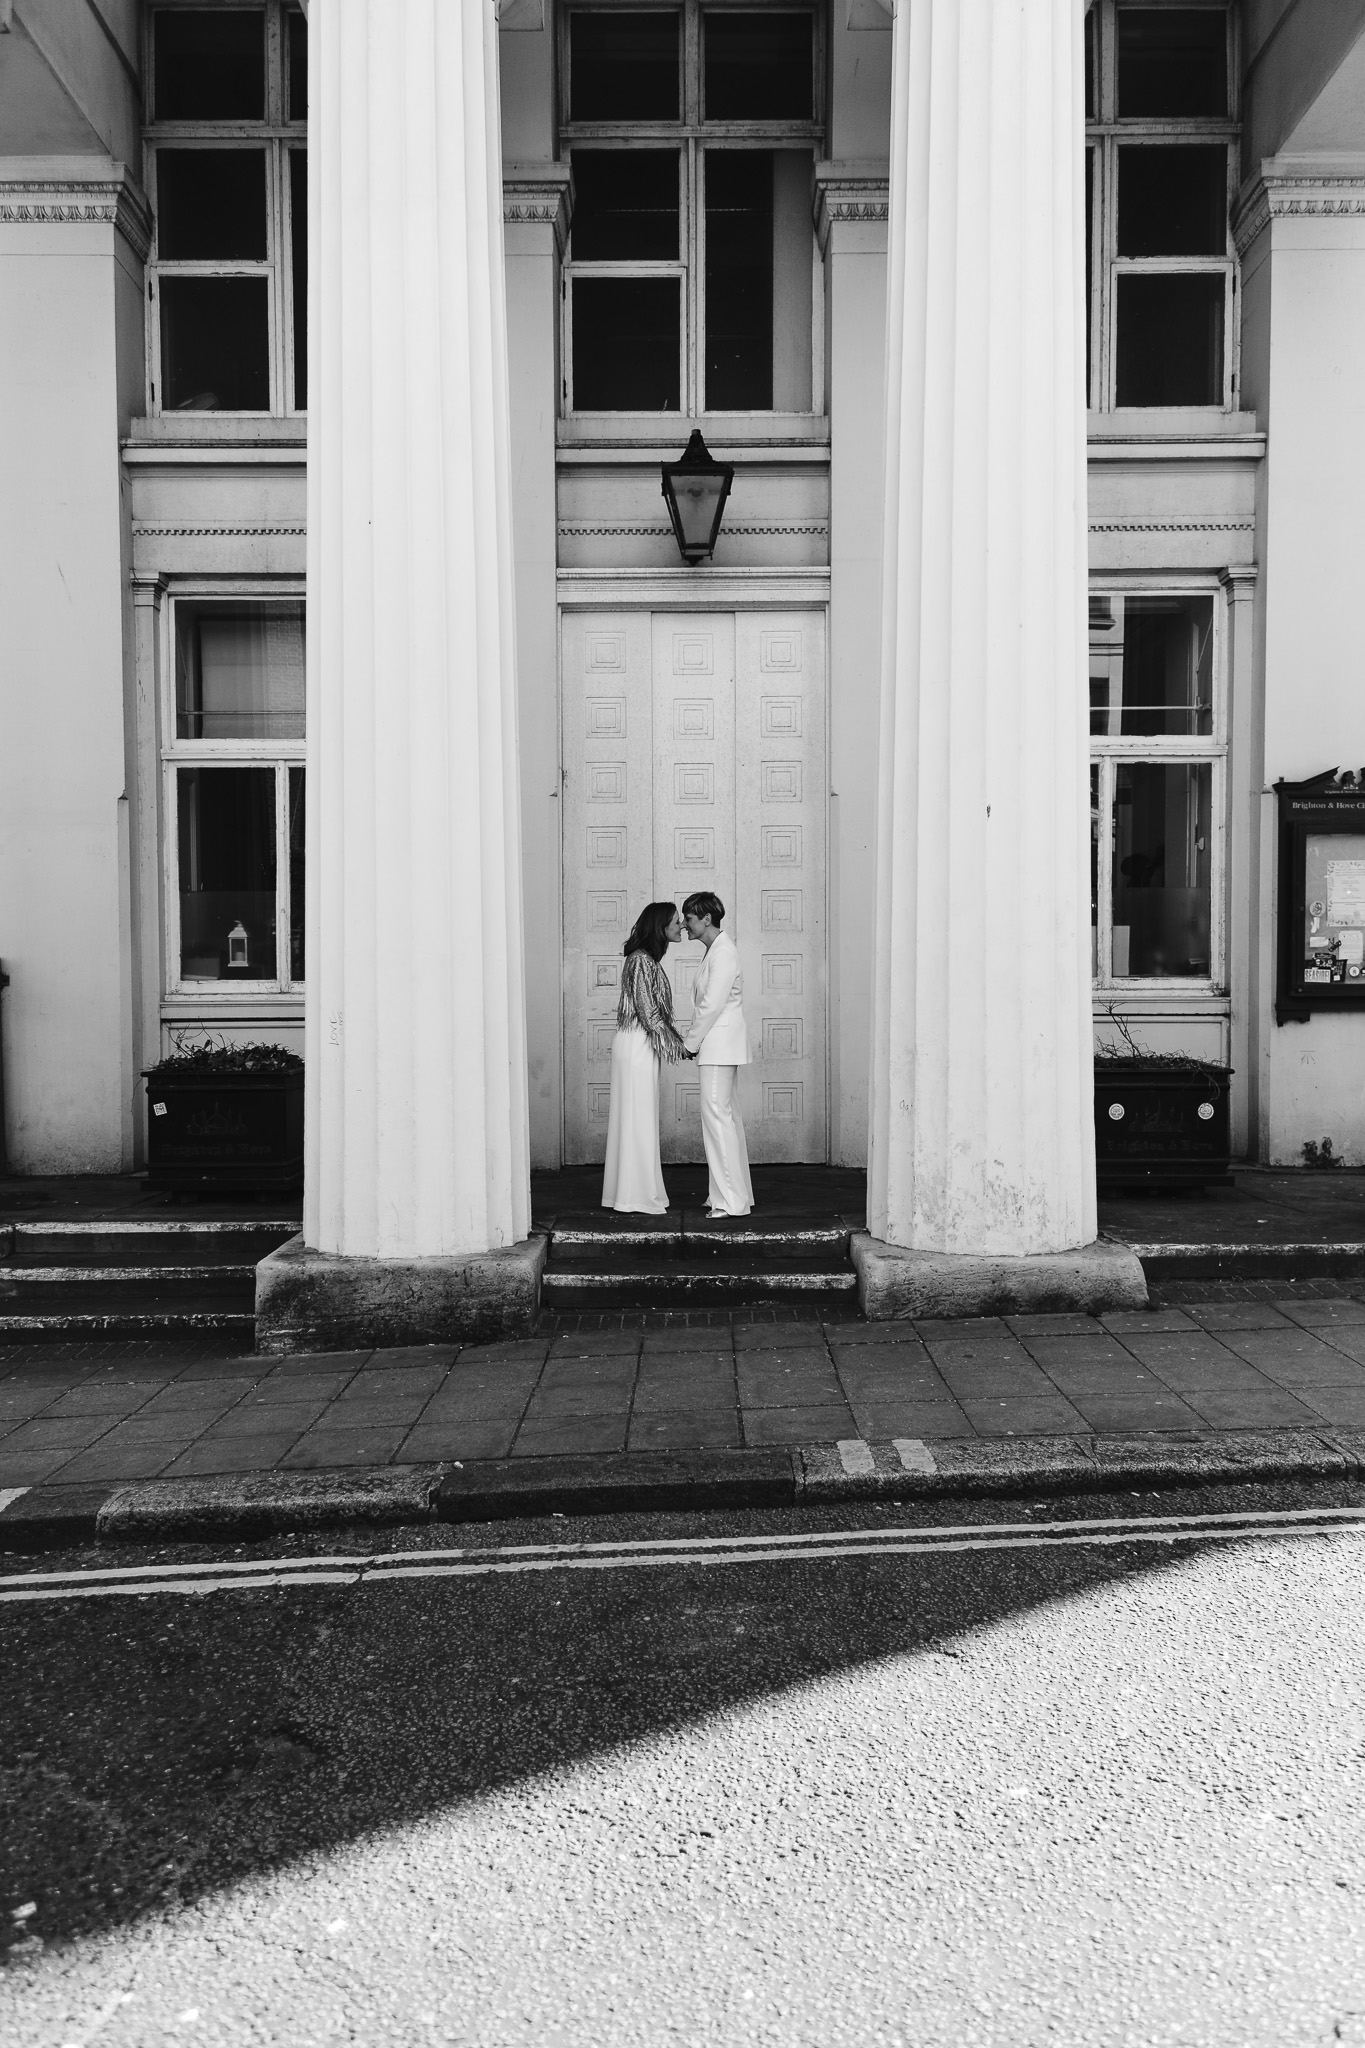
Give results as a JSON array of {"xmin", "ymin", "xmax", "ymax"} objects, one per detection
[
  {"xmin": 867, "ymin": 0, "xmax": 1095, "ymax": 1257},
  {"xmin": 304, "ymin": 0, "xmax": 530, "ymax": 1259}
]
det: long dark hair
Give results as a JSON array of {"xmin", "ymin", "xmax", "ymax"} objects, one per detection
[{"xmin": 623, "ymin": 901, "xmax": 676, "ymax": 963}]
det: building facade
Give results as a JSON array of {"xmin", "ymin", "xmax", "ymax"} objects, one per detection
[{"xmin": 3, "ymin": 1, "xmax": 1365, "ymax": 1252}]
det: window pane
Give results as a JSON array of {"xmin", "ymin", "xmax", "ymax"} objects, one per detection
[
  {"xmin": 572, "ymin": 278, "xmax": 680, "ymax": 409},
  {"xmin": 288, "ymin": 768, "xmax": 306, "ymax": 982},
  {"xmin": 154, "ymin": 8, "xmax": 265, "ymax": 121},
  {"xmin": 1084, "ymin": 7, "xmax": 1096, "ymax": 121},
  {"xmin": 705, "ymin": 151, "xmax": 813, "ymax": 411},
  {"xmin": 161, "ymin": 277, "xmax": 270, "ymax": 410},
  {"xmin": 178, "ymin": 767, "xmax": 277, "ymax": 981},
  {"xmin": 157, "ymin": 150, "xmax": 267, "ymax": 261},
  {"xmin": 1117, "ymin": 9, "xmax": 1227, "ymax": 119},
  {"xmin": 570, "ymin": 11, "xmax": 680, "ymax": 121},
  {"xmin": 290, "ymin": 149, "xmax": 307, "ymax": 410},
  {"xmin": 175, "ymin": 601, "xmax": 305, "ymax": 741},
  {"xmin": 1118, "ymin": 146, "xmax": 1227, "ymax": 257},
  {"xmin": 704, "ymin": 11, "xmax": 813, "ymax": 121},
  {"xmin": 571, "ymin": 151, "xmax": 679, "ymax": 260},
  {"xmin": 287, "ymin": 5, "xmax": 307, "ymax": 122},
  {"xmin": 1112, "ymin": 762, "xmax": 1212, "ymax": 978},
  {"xmin": 1304, "ymin": 834, "xmax": 1365, "ymax": 985},
  {"xmin": 1115, "ymin": 272, "xmax": 1224, "ymax": 406},
  {"xmin": 1090, "ymin": 594, "xmax": 1213, "ymax": 738}
]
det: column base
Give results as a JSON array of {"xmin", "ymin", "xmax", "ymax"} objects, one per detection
[
  {"xmin": 255, "ymin": 1233, "xmax": 549, "ymax": 1355},
  {"xmin": 851, "ymin": 1234, "xmax": 1148, "ymax": 1321}
]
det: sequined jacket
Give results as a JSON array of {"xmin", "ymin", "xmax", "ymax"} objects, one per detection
[{"xmin": 618, "ymin": 950, "xmax": 686, "ymax": 1064}]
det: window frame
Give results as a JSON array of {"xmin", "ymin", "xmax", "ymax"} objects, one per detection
[
  {"xmin": 143, "ymin": 0, "xmax": 307, "ymax": 419},
  {"xmin": 161, "ymin": 582, "xmax": 307, "ymax": 999},
  {"xmin": 1085, "ymin": 1, "xmax": 1240, "ymax": 413},
  {"xmin": 558, "ymin": 0, "xmax": 827, "ymax": 420},
  {"xmin": 1089, "ymin": 573, "xmax": 1228, "ymax": 995}
]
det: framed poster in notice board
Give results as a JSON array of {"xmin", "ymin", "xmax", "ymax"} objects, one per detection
[{"xmin": 1276, "ymin": 770, "xmax": 1365, "ymax": 1022}]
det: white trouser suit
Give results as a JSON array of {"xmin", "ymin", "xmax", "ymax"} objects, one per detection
[{"xmin": 683, "ymin": 930, "xmax": 754, "ymax": 1217}]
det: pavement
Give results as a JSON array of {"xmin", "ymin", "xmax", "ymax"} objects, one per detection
[
  {"xmin": 6, "ymin": 1291, "xmax": 1365, "ymax": 1544},
  {"xmin": 8, "ymin": 1165, "xmax": 1365, "ymax": 1543},
  {"xmin": 5, "ymin": 1484, "xmax": 1365, "ymax": 2045}
]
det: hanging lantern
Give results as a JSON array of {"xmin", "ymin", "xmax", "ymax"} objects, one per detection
[{"xmin": 661, "ymin": 431, "xmax": 734, "ymax": 565}]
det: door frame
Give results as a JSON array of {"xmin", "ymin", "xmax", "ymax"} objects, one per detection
[{"xmin": 555, "ymin": 567, "xmax": 833, "ymax": 1167}]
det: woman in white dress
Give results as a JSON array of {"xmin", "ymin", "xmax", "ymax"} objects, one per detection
[{"xmin": 602, "ymin": 901, "xmax": 686, "ymax": 1215}]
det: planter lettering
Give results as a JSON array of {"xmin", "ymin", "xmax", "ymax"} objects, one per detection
[
  {"xmin": 144, "ymin": 1060, "xmax": 304, "ymax": 1194},
  {"xmin": 1094, "ymin": 1060, "xmax": 1232, "ymax": 1192}
]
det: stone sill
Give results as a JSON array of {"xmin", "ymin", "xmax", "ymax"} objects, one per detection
[{"xmin": 124, "ymin": 416, "xmax": 306, "ymax": 453}]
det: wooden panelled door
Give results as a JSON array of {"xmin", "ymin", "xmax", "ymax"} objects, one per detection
[{"xmin": 562, "ymin": 608, "xmax": 827, "ymax": 1166}]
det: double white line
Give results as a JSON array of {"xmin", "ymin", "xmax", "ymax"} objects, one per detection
[{"xmin": 3, "ymin": 1506, "xmax": 1364, "ymax": 1603}]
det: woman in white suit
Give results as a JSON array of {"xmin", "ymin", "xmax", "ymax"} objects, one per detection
[
  {"xmin": 601, "ymin": 901, "xmax": 686, "ymax": 1215},
  {"xmin": 681, "ymin": 891, "xmax": 755, "ymax": 1218}
]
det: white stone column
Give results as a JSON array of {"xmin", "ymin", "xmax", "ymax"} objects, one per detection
[
  {"xmin": 304, "ymin": 0, "xmax": 530, "ymax": 1260},
  {"xmin": 867, "ymin": 0, "xmax": 1096, "ymax": 1258}
]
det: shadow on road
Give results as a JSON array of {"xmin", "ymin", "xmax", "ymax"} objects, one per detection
[{"xmin": 0, "ymin": 1502, "xmax": 1299, "ymax": 1949}]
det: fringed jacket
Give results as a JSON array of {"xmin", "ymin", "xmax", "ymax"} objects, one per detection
[{"xmin": 618, "ymin": 950, "xmax": 687, "ymax": 1063}]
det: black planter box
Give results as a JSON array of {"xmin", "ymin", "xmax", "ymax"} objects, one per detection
[
  {"xmin": 1094, "ymin": 1061, "xmax": 1232, "ymax": 1191},
  {"xmin": 144, "ymin": 1069, "xmax": 304, "ymax": 1193}
]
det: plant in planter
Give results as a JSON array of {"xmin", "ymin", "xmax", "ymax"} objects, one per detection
[
  {"xmin": 1094, "ymin": 1019, "xmax": 1232, "ymax": 1192},
  {"xmin": 143, "ymin": 1037, "xmax": 304, "ymax": 1194}
]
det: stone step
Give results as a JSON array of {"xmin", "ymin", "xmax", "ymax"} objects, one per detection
[
  {"xmin": 0, "ymin": 1307, "xmax": 257, "ymax": 1343},
  {"xmin": 541, "ymin": 1264, "xmax": 859, "ymax": 1309},
  {"xmin": 0, "ymin": 1267, "xmax": 257, "ymax": 1304},
  {"xmin": 548, "ymin": 1214, "xmax": 851, "ymax": 1261},
  {"xmin": 2, "ymin": 1219, "xmax": 296, "ymax": 1264}
]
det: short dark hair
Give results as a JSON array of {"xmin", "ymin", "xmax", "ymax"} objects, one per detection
[
  {"xmin": 623, "ymin": 901, "xmax": 677, "ymax": 962},
  {"xmin": 682, "ymin": 892, "xmax": 724, "ymax": 927}
]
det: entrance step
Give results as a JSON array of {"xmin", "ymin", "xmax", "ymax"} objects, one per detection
[
  {"xmin": 541, "ymin": 1263, "xmax": 859, "ymax": 1310},
  {"xmin": 550, "ymin": 1213, "xmax": 851, "ymax": 1260},
  {"xmin": 544, "ymin": 1209, "xmax": 859, "ymax": 1311},
  {"xmin": 0, "ymin": 1218, "xmax": 296, "ymax": 1342}
]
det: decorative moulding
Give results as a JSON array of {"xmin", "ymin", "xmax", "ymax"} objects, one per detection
[
  {"xmin": 133, "ymin": 522, "xmax": 307, "ymax": 539},
  {"xmin": 1233, "ymin": 172, "xmax": 1365, "ymax": 255},
  {"xmin": 811, "ymin": 161, "xmax": 890, "ymax": 254},
  {"xmin": 0, "ymin": 160, "xmax": 152, "ymax": 260},
  {"xmin": 502, "ymin": 162, "xmax": 574, "ymax": 253}
]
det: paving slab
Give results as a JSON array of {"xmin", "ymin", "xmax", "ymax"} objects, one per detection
[
  {"xmin": 1184, "ymin": 1388, "xmax": 1324, "ymax": 1429},
  {"xmin": 627, "ymin": 1410, "xmax": 743, "ymax": 1451},
  {"xmin": 742, "ymin": 1404, "xmax": 856, "ymax": 1445},
  {"xmin": 956, "ymin": 1394, "xmax": 1090, "ymax": 1436},
  {"xmin": 401, "ymin": 1420, "xmax": 519, "ymax": 1462}
]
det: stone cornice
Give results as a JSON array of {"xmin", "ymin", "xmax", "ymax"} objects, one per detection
[
  {"xmin": 1233, "ymin": 172, "xmax": 1365, "ymax": 256},
  {"xmin": 0, "ymin": 161, "xmax": 152, "ymax": 260},
  {"xmin": 502, "ymin": 162, "xmax": 573, "ymax": 254},
  {"xmin": 811, "ymin": 162, "xmax": 889, "ymax": 254}
]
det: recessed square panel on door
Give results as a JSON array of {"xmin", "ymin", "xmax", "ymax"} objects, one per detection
[
  {"xmin": 735, "ymin": 610, "xmax": 827, "ymax": 1161},
  {"xmin": 653, "ymin": 613, "xmax": 736, "ymax": 1165},
  {"xmin": 561, "ymin": 610, "xmax": 654, "ymax": 1164}
]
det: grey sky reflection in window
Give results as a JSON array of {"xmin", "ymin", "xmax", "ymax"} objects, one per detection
[{"xmin": 176, "ymin": 603, "xmax": 305, "ymax": 741}]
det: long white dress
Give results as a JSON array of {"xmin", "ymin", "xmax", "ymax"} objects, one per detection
[{"xmin": 601, "ymin": 950, "xmax": 684, "ymax": 1214}]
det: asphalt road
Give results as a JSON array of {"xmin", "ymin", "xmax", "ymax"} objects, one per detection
[{"xmin": 3, "ymin": 1486, "xmax": 1365, "ymax": 2048}]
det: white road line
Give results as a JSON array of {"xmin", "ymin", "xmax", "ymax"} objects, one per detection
[
  {"xmin": 837, "ymin": 1440, "xmax": 876, "ymax": 1477},
  {"xmin": 6, "ymin": 1504, "xmax": 1365, "ymax": 1593},
  {"xmin": 2, "ymin": 1513, "xmax": 1362, "ymax": 1602}
]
